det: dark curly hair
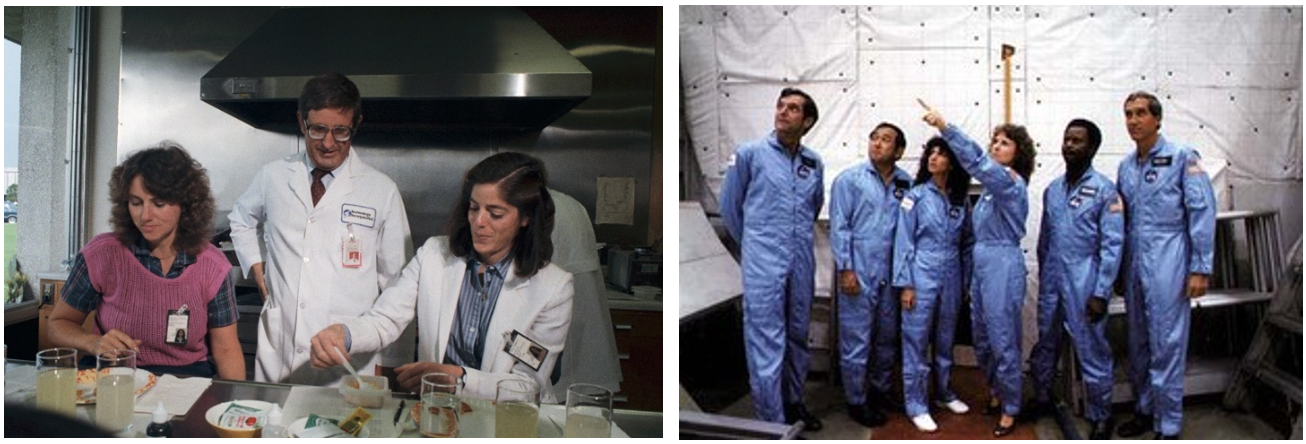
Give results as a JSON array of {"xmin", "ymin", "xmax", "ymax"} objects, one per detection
[
  {"xmin": 993, "ymin": 123, "xmax": 1037, "ymax": 182},
  {"xmin": 913, "ymin": 136, "xmax": 972, "ymax": 205},
  {"xmin": 108, "ymin": 142, "xmax": 215, "ymax": 255},
  {"xmin": 447, "ymin": 152, "xmax": 555, "ymax": 278}
]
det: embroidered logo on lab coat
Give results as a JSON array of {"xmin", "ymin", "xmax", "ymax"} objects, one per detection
[{"xmin": 341, "ymin": 204, "xmax": 378, "ymax": 228}]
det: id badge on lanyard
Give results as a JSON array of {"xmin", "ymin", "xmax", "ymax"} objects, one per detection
[
  {"xmin": 165, "ymin": 304, "xmax": 189, "ymax": 345},
  {"xmin": 342, "ymin": 224, "xmax": 363, "ymax": 268},
  {"xmin": 502, "ymin": 330, "xmax": 548, "ymax": 371}
]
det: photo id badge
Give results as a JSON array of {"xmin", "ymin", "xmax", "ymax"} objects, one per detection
[
  {"xmin": 502, "ymin": 330, "xmax": 548, "ymax": 371},
  {"xmin": 165, "ymin": 305, "xmax": 189, "ymax": 345},
  {"xmin": 342, "ymin": 233, "xmax": 362, "ymax": 268}
]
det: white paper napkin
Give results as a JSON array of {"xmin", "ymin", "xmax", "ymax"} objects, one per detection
[{"xmin": 133, "ymin": 374, "xmax": 212, "ymax": 416}]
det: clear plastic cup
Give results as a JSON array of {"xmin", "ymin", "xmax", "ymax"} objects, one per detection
[
  {"xmin": 494, "ymin": 379, "xmax": 539, "ymax": 438},
  {"xmin": 564, "ymin": 383, "xmax": 612, "ymax": 438},
  {"xmin": 420, "ymin": 372, "xmax": 462, "ymax": 438},
  {"xmin": 35, "ymin": 347, "xmax": 78, "ymax": 416},
  {"xmin": 95, "ymin": 349, "xmax": 137, "ymax": 433}
]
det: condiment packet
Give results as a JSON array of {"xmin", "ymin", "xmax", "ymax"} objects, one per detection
[{"xmin": 218, "ymin": 403, "xmax": 267, "ymax": 429}]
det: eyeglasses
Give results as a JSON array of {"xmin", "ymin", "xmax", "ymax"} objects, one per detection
[{"xmin": 303, "ymin": 121, "xmax": 355, "ymax": 142}]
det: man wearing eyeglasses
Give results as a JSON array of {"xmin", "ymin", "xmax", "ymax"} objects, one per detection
[{"xmin": 229, "ymin": 73, "xmax": 415, "ymax": 386}]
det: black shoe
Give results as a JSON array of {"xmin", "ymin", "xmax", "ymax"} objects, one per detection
[
  {"xmin": 1022, "ymin": 399, "xmax": 1053, "ymax": 421},
  {"xmin": 786, "ymin": 403, "xmax": 823, "ymax": 432},
  {"xmin": 848, "ymin": 403, "xmax": 887, "ymax": 428},
  {"xmin": 1088, "ymin": 419, "xmax": 1114, "ymax": 440},
  {"xmin": 983, "ymin": 398, "xmax": 1002, "ymax": 416},
  {"xmin": 869, "ymin": 390, "xmax": 903, "ymax": 414},
  {"xmin": 1117, "ymin": 414, "xmax": 1154, "ymax": 438},
  {"xmin": 994, "ymin": 415, "xmax": 1017, "ymax": 437},
  {"xmin": 1155, "ymin": 434, "xmax": 1179, "ymax": 440}
]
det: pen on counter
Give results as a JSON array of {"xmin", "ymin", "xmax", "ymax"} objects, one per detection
[{"xmin": 394, "ymin": 400, "xmax": 406, "ymax": 426}]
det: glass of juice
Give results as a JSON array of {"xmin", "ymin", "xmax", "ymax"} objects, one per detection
[
  {"xmin": 564, "ymin": 383, "xmax": 612, "ymax": 438},
  {"xmin": 494, "ymin": 379, "xmax": 539, "ymax": 438},
  {"xmin": 35, "ymin": 347, "xmax": 78, "ymax": 416},
  {"xmin": 94, "ymin": 349, "xmax": 137, "ymax": 433},
  {"xmin": 420, "ymin": 372, "xmax": 462, "ymax": 438}
]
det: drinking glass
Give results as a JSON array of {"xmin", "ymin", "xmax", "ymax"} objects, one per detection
[
  {"xmin": 35, "ymin": 347, "xmax": 78, "ymax": 416},
  {"xmin": 494, "ymin": 379, "xmax": 539, "ymax": 438},
  {"xmin": 420, "ymin": 372, "xmax": 462, "ymax": 438},
  {"xmin": 95, "ymin": 349, "xmax": 137, "ymax": 432},
  {"xmin": 564, "ymin": 383, "xmax": 612, "ymax": 438}
]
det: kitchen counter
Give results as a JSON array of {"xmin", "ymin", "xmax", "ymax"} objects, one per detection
[
  {"xmin": 605, "ymin": 284, "xmax": 662, "ymax": 312},
  {"xmin": 5, "ymin": 359, "xmax": 660, "ymax": 437}
]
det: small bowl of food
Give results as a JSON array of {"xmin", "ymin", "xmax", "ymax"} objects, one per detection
[
  {"xmin": 339, "ymin": 375, "xmax": 389, "ymax": 408},
  {"xmin": 205, "ymin": 400, "xmax": 275, "ymax": 438}
]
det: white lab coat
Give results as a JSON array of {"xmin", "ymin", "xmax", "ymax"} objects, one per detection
[
  {"xmin": 229, "ymin": 151, "xmax": 415, "ymax": 386},
  {"xmin": 342, "ymin": 236, "xmax": 574, "ymax": 404}
]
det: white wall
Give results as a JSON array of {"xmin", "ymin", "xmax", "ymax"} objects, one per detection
[{"xmin": 680, "ymin": 5, "xmax": 1303, "ymax": 355}]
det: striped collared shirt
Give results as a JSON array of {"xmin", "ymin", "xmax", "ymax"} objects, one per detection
[{"xmin": 442, "ymin": 251, "xmax": 514, "ymax": 370}]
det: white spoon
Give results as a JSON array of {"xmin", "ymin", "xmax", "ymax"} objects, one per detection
[{"xmin": 333, "ymin": 346, "xmax": 365, "ymax": 388}]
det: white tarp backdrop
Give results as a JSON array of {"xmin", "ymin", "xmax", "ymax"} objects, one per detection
[{"xmin": 680, "ymin": 5, "xmax": 1303, "ymax": 355}]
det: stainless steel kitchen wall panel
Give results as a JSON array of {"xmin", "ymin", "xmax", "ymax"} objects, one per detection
[
  {"xmin": 116, "ymin": 7, "xmax": 659, "ymax": 246},
  {"xmin": 118, "ymin": 7, "xmax": 290, "ymax": 217}
]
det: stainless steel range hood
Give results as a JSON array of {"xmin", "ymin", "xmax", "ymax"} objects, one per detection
[{"xmin": 200, "ymin": 7, "xmax": 591, "ymax": 132}]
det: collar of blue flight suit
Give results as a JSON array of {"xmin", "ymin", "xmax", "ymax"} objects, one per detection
[
  {"xmin": 1064, "ymin": 166, "xmax": 1098, "ymax": 192},
  {"xmin": 1133, "ymin": 134, "xmax": 1170, "ymax": 164},
  {"xmin": 767, "ymin": 130, "xmax": 808, "ymax": 158}
]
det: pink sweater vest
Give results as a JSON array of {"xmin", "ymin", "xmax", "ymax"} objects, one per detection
[{"xmin": 82, "ymin": 233, "xmax": 231, "ymax": 367}]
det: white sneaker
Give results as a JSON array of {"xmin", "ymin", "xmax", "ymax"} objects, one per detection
[
  {"xmin": 910, "ymin": 414, "xmax": 938, "ymax": 432},
  {"xmin": 940, "ymin": 399, "xmax": 969, "ymax": 414}
]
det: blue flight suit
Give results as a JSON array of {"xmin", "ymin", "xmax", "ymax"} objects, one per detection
[
  {"xmin": 830, "ymin": 162, "xmax": 912, "ymax": 406},
  {"xmin": 940, "ymin": 124, "xmax": 1029, "ymax": 417},
  {"xmin": 892, "ymin": 180, "xmax": 969, "ymax": 418},
  {"xmin": 1029, "ymin": 168, "xmax": 1124, "ymax": 422},
  {"xmin": 1116, "ymin": 136, "xmax": 1216, "ymax": 436},
  {"xmin": 720, "ymin": 131, "xmax": 826, "ymax": 423}
]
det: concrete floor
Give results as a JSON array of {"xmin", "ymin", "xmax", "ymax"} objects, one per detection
[{"xmin": 715, "ymin": 366, "xmax": 1286, "ymax": 440}]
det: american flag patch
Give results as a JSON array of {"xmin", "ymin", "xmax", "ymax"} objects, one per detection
[{"xmin": 1109, "ymin": 196, "xmax": 1124, "ymax": 213}]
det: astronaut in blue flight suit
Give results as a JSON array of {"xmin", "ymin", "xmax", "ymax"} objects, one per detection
[
  {"xmin": 892, "ymin": 136, "xmax": 973, "ymax": 433},
  {"xmin": 1028, "ymin": 119, "xmax": 1124, "ymax": 440},
  {"xmin": 720, "ymin": 88, "xmax": 826, "ymax": 431},
  {"xmin": 920, "ymin": 99, "xmax": 1036, "ymax": 437},
  {"xmin": 829, "ymin": 122, "xmax": 912, "ymax": 428},
  {"xmin": 1114, "ymin": 92, "xmax": 1216, "ymax": 440}
]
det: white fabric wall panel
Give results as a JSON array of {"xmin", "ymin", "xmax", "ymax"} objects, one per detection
[
  {"xmin": 680, "ymin": 7, "xmax": 724, "ymax": 200},
  {"xmin": 714, "ymin": 6, "xmax": 857, "ymax": 85},
  {"xmin": 862, "ymin": 5, "xmax": 987, "ymax": 49},
  {"xmin": 680, "ymin": 4, "xmax": 1301, "ymax": 250}
]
